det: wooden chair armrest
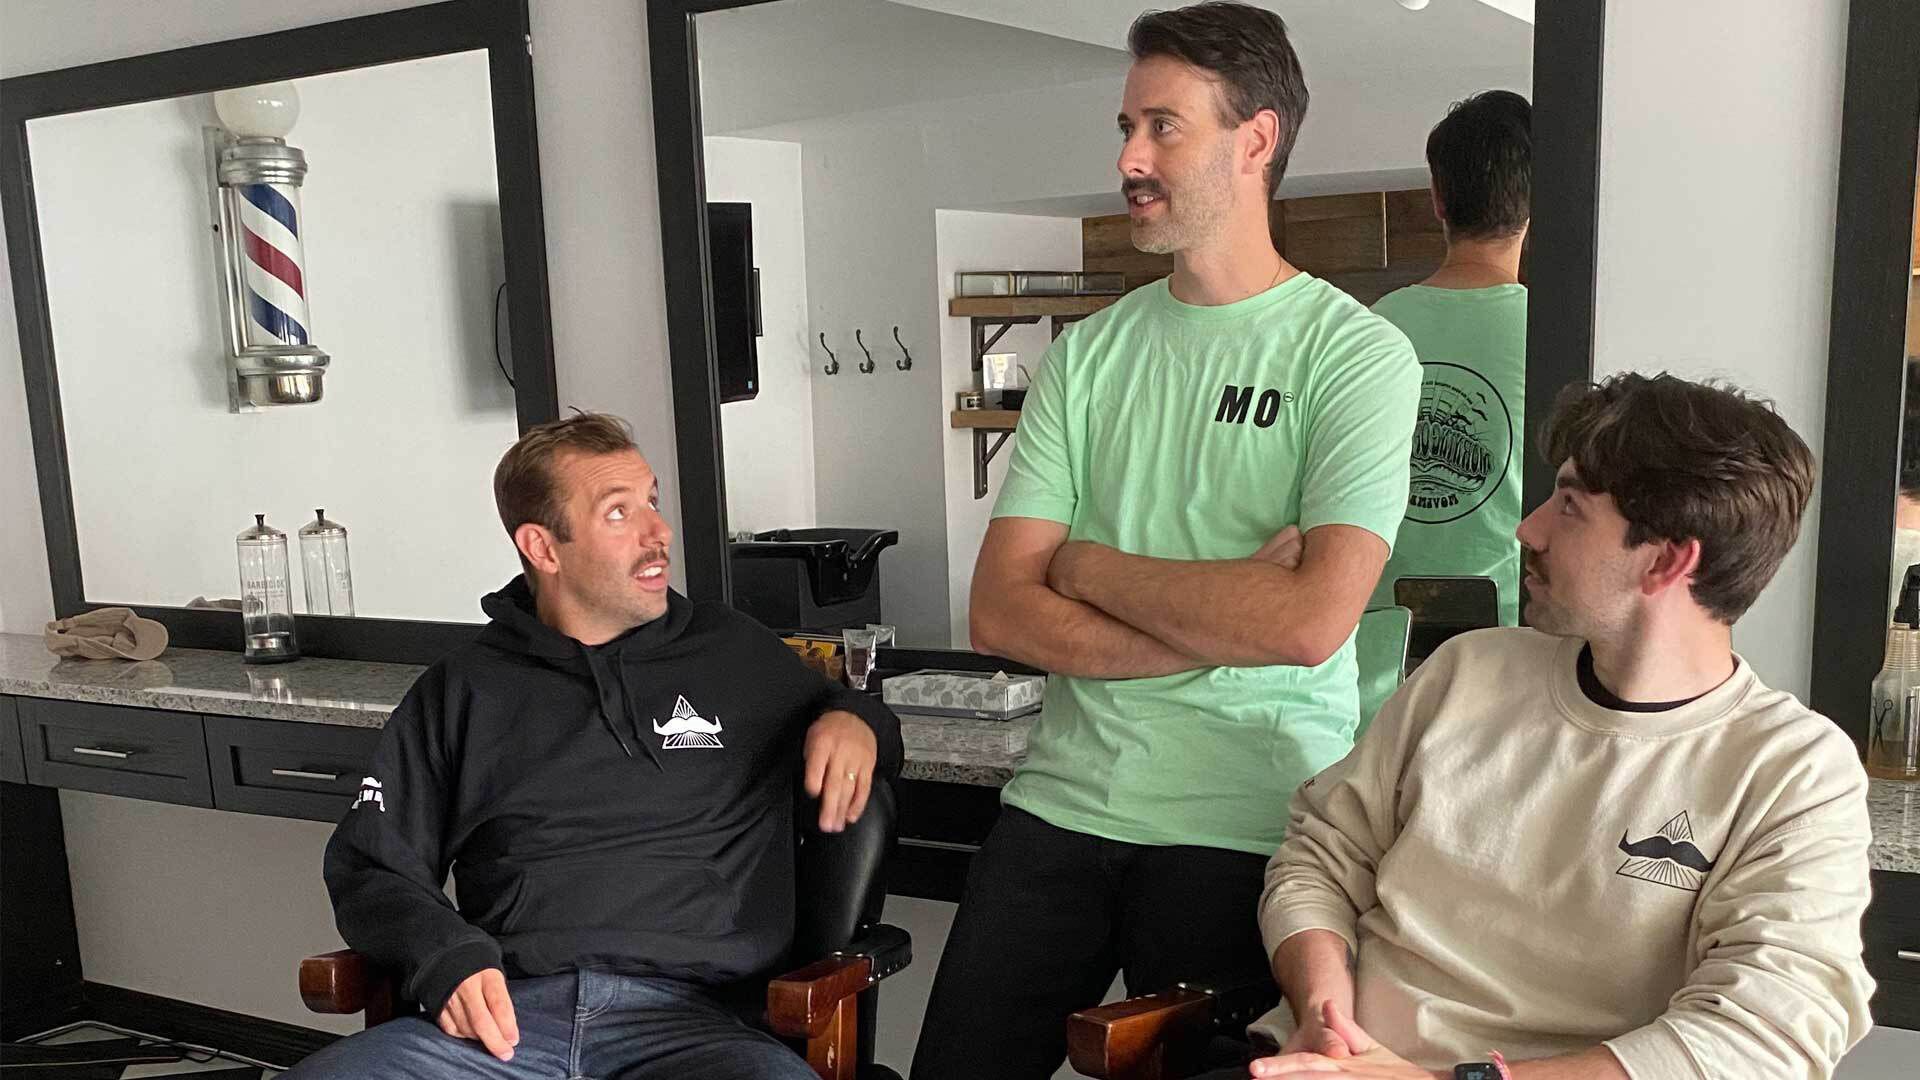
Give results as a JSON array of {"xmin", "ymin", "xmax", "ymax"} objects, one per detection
[
  {"xmin": 767, "ymin": 954, "xmax": 874, "ymax": 1039},
  {"xmin": 300, "ymin": 948, "xmax": 399, "ymax": 1025},
  {"xmin": 1067, "ymin": 987, "xmax": 1216, "ymax": 1080}
]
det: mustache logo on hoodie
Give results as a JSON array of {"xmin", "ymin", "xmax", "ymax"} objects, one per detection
[{"xmin": 652, "ymin": 695, "xmax": 725, "ymax": 749}]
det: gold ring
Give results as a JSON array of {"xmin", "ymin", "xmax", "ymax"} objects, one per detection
[{"xmin": 845, "ymin": 770, "xmax": 858, "ymax": 781}]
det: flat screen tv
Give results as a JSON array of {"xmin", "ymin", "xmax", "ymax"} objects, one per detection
[{"xmin": 708, "ymin": 202, "xmax": 760, "ymax": 403}]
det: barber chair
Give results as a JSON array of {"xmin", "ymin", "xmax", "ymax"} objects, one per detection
[{"xmin": 298, "ymin": 782, "xmax": 911, "ymax": 1080}]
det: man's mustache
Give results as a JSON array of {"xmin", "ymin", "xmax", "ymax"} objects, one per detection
[
  {"xmin": 1123, "ymin": 177, "xmax": 1168, "ymax": 200},
  {"xmin": 1521, "ymin": 548, "xmax": 1548, "ymax": 584},
  {"xmin": 632, "ymin": 548, "xmax": 670, "ymax": 576},
  {"xmin": 1618, "ymin": 832, "xmax": 1716, "ymax": 873}
]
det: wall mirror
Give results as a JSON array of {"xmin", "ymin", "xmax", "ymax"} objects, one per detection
[{"xmin": 4, "ymin": 0, "xmax": 556, "ymax": 662}]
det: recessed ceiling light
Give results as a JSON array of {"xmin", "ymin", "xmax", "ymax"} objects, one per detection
[{"xmin": 1398, "ymin": 0, "xmax": 1431, "ymax": 10}]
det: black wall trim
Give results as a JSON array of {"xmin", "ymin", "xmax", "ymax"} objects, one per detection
[
  {"xmin": 1810, "ymin": 0, "xmax": 1920, "ymax": 739},
  {"xmin": 82, "ymin": 982, "xmax": 340, "ymax": 1069},
  {"xmin": 649, "ymin": 2, "xmax": 1605, "ymax": 650},
  {"xmin": 1524, "ymin": 0, "xmax": 1606, "ymax": 517},
  {"xmin": 1, "ymin": 0, "xmax": 557, "ymax": 666}
]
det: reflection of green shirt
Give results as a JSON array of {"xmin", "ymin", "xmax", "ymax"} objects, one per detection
[
  {"xmin": 991, "ymin": 275, "xmax": 1420, "ymax": 856},
  {"xmin": 1369, "ymin": 284, "xmax": 1527, "ymax": 626}
]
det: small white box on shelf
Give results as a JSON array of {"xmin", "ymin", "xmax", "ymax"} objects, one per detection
[{"xmin": 884, "ymin": 668, "xmax": 1046, "ymax": 720}]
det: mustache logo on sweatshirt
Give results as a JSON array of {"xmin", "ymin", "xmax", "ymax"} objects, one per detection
[
  {"xmin": 1616, "ymin": 811, "xmax": 1716, "ymax": 892},
  {"xmin": 652, "ymin": 695, "xmax": 725, "ymax": 749}
]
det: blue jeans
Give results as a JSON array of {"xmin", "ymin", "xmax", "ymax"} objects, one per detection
[{"xmin": 283, "ymin": 968, "xmax": 816, "ymax": 1080}]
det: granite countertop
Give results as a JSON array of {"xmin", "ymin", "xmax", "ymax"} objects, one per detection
[
  {"xmin": 6, "ymin": 634, "xmax": 1919, "ymax": 866},
  {"xmin": 0, "ymin": 633, "xmax": 1022, "ymax": 787}
]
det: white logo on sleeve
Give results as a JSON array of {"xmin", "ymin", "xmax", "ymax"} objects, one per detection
[
  {"xmin": 351, "ymin": 776, "xmax": 385, "ymax": 812},
  {"xmin": 651, "ymin": 695, "xmax": 724, "ymax": 749}
]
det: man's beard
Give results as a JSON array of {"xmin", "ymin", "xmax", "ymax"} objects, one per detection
[{"xmin": 1128, "ymin": 144, "xmax": 1235, "ymax": 256}]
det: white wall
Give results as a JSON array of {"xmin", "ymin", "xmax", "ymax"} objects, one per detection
[
  {"xmin": 705, "ymin": 136, "xmax": 818, "ymax": 535},
  {"xmin": 934, "ymin": 210, "xmax": 1082, "ymax": 646},
  {"xmin": 29, "ymin": 50, "xmax": 521, "ymax": 622},
  {"xmin": 0, "ymin": 0, "xmax": 680, "ymax": 1036},
  {"xmin": 1591, "ymin": 0, "xmax": 1849, "ymax": 699},
  {"xmin": 797, "ymin": 115, "xmax": 953, "ymax": 646}
]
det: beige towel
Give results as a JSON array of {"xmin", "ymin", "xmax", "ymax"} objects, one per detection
[{"xmin": 45, "ymin": 608, "xmax": 169, "ymax": 661}]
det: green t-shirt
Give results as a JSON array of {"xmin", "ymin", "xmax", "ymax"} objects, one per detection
[
  {"xmin": 1369, "ymin": 284, "xmax": 1527, "ymax": 626},
  {"xmin": 992, "ymin": 273, "xmax": 1421, "ymax": 856}
]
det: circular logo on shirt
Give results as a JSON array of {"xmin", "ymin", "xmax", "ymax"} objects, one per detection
[{"xmin": 1406, "ymin": 362, "xmax": 1513, "ymax": 525}]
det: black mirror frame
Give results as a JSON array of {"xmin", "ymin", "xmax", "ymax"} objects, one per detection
[
  {"xmin": 2, "ymin": 0, "xmax": 558, "ymax": 665},
  {"xmin": 647, "ymin": 0, "xmax": 1604, "ymax": 666},
  {"xmin": 1809, "ymin": 0, "xmax": 1920, "ymax": 740}
]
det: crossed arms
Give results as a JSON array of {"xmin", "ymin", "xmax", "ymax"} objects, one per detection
[{"xmin": 969, "ymin": 515, "xmax": 1389, "ymax": 678}]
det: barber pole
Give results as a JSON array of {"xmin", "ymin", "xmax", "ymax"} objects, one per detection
[
  {"xmin": 235, "ymin": 182, "xmax": 310, "ymax": 347},
  {"xmin": 211, "ymin": 82, "xmax": 329, "ymax": 407}
]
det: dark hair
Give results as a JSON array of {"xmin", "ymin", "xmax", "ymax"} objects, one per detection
[
  {"xmin": 1128, "ymin": 2, "xmax": 1309, "ymax": 199},
  {"xmin": 1540, "ymin": 373, "xmax": 1815, "ymax": 625},
  {"xmin": 1426, "ymin": 90, "xmax": 1531, "ymax": 239},
  {"xmin": 493, "ymin": 412, "xmax": 639, "ymax": 560}
]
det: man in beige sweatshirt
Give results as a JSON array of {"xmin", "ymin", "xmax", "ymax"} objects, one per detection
[{"xmin": 1238, "ymin": 373, "xmax": 1875, "ymax": 1079}]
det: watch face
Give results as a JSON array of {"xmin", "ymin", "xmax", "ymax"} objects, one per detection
[{"xmin": 1454, "ymin": 1066, "xmax": 1499, "ymax": 1080}]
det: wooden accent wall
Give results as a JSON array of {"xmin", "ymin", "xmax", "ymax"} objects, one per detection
[{"xmin": 1081, "ymin": 188, "xmax": 1450, "ymax": 306}]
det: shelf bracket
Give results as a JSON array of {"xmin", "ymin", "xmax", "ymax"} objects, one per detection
[
  {"xmin": 969, "ymin": 315, "xmax": 1039, "ymax": 372},
  {"xmin": 973, "ymin": 428, "xmax": 1014, "ymax": 500}
]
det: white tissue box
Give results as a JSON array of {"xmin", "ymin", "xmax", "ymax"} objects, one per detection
[{"xmin": 883, "ymin": 668, "xmax": 1045, "ymax": 720}]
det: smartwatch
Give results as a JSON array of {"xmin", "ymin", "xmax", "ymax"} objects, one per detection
[{"xmin": 1453, "ymin": 1065, "xmax": 1500, "ymax": 1080}]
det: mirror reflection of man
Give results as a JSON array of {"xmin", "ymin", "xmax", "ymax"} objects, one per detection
[
  {"xmin": 1370, "ymin": 90, "xmax": 1532, "ymax": 628},
  {"xmin": 911, "ymin": 4, "xmax": 1420, "ymax": 1078}
]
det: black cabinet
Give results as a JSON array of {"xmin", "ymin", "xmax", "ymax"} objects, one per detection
[
  {"xmin": 0, "ymin": 745, "xmax": 84, "ymax": 1036},
  {"xmin": 203, "ymin": 714, "xmax": 378, "ymax": 823},
  {"xmin": 889, "ymin": 777, "xmax": 1003, "ymax": 902},
  {"xmin": 1866, "ymin": 869, "xmax": 1920, "ymax": 1029},
  {"xmin": 18, "ymin": 699, "xmax": 211, "ymax": 808},
  {"xmin": 0, "ymin": 696, "xmax": 23, "ymax": 784}
]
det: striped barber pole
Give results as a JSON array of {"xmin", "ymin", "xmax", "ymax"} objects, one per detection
[{"xmin": 235, "ymin": 182, "xmax": 310, "ymax": 347}]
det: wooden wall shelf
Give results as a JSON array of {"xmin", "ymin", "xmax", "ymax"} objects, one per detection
[
  {"xmin": 950, "ymin": 409, "xmax": 1020, "ymax": 430},
  {"xmin": 947, "ymin": 295, "xmax": 1118, "ymax": 318}
]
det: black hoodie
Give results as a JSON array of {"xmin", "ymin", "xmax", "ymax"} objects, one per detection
[{"xmin": 322, "ymin": 577, "xmax": 903, "ymax": 1017}]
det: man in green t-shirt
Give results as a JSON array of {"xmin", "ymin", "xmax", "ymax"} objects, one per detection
[
  {"xmin": 911, "ymin": 6, "xmax": 1419, "ymax": 1079},
  {"xmin": 1370, "ymin": 90, "xmax": 1532, "ymax": 628}
]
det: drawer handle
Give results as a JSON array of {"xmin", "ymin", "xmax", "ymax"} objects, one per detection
[
  {"xmin": 270, "ymin": 768, "xmax": 340, "ymax": 782},
  {"xmin": 1899, "ymin": 950, "xmax": 1920, "ymax": 963},
  {"xmin": 72, "ymin": 746, "xmax": 134, "ymax": 760}
]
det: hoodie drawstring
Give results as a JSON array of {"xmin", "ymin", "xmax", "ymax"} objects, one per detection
[
  {"xmin": 583, "ymin": 644, "xmax": 662, "ymax": 769},
  {"xmin": 610, "ymin": 658, "xmax": 663, "ymax": 771}
]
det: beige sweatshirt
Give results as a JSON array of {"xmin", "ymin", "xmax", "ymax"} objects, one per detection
[{"xmin": 1254, "ymin": 628, "xmax": 1875, "ymax": 1078}]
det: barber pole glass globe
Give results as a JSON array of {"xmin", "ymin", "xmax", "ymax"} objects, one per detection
[{"xmin": 214, "ymin": 82, "xmax": 330, "ymax": 406}]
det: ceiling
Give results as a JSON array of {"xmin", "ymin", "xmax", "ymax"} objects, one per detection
[{"xmin": 697, "ymin": 0, "xmax": 1130, "ymax": 137}]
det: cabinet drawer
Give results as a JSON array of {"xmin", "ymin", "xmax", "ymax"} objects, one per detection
[
  {"xmin": 204, "ymin": 714, "xmax": 380, "ymax": 823},
  {"xmin": 1865, "ymin": 870, "xmax": 1920, "ymax": 1030},
  {"xmin": 18, "ymin": 699, "xmax": 210, "ymax": 808},
  {"xmin": 0, "ymin": 697, "xmax": 23, "ymax": 785}
]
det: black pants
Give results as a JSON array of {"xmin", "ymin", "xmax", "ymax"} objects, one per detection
[{"xmin": 910, "ymin": 806, "xmax": 1271, "ymax": 1080}]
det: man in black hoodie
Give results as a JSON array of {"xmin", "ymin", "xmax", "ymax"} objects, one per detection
[{"xmin": 285, "ymin": 413, "xmax": 903, "ymax": 1080}]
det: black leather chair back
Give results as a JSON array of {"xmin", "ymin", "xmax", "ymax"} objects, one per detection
[{"xmin": 792, "ymin": 778, "xmax": 896, "ymax": 961}]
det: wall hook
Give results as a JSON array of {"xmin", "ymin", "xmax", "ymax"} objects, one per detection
[
  {"xmin": 854, "ymin": 329, "xmax": 876, "ymax": 374},
  {"xmin": 819, "ymin": 332, "xmax": 840, "ymax": 375},
  {"xmin": 893, "ymin": 325, "xmax": 913, "ymax": 371}
]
